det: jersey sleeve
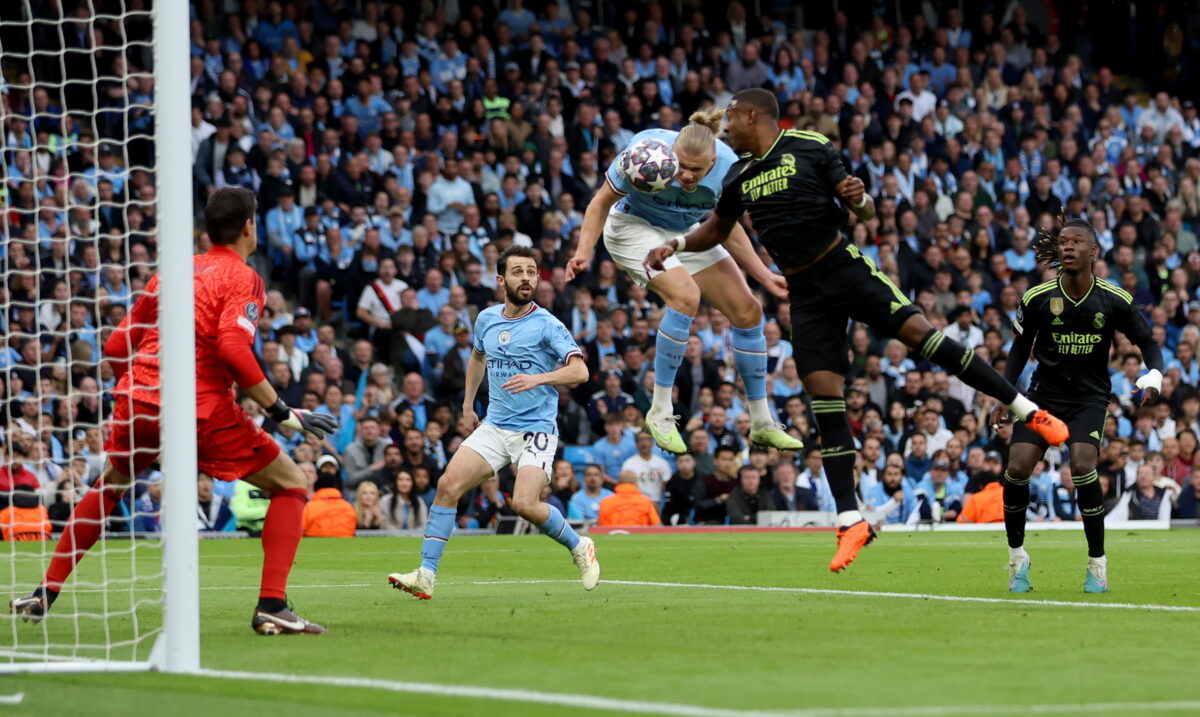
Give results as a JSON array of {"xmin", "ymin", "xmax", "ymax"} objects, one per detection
[
  {"xmin": 472, "ymin": 312, "xmax": 490, "ymax": 354},
  {"xmin": 605, "ymin": 150, "xmax": 633, "ymax": 196},
  {"xmin": 821, "ymin": 142, "xmax": 851, "ymax": 190},
  {"xmin": 714, "ymin": 165, "xmax": 745, "ymax": 219},
  {"xmin": 544, "ymin": 316, "xmax": 583, "ymax": 364},
  {"xmin": 216, "ymin": 269, "xmax": 268, "ymax": 389},
  {"xmin": 1113, "ymin": 291, "xmax": 1163, "ymax": 371}
]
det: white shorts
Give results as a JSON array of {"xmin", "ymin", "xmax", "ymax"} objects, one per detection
[
  {"xmin": 604, "ymin": 208, "xmax": 731, "ymax": 286},
  {"xmin": 459, "ymin": 422, "xmax": 559, "ymax": 481}
]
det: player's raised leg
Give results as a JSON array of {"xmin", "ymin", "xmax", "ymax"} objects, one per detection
[
  {"xmin": 643, "ymin": 267, "xmax": 701, "ymax": 454},
  {"xmin": 693, "ymin": 256, "xmax": 802, "ymax": 451},
  {"xmin": 896, "ymin": 313, "xmax": 1068, "ymax": 445},
  {"xmin": 389, "ymin": 444, "xmax": 494, "ymax": 600},
  {"xmin": 999, "ymin": 441, "xmax": 1043, "ymax": 593},
  {"xmin": 510, "ymin": 463, "xmax": 599, "ymax": 590},
  {"xmin": 243, "ymin": 452, "xmax": 327, "ymax": 634}
]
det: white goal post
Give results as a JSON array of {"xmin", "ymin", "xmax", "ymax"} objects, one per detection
[{"xmin": 0, "ymin": 0, "xmax": 197, "ymax": 674}]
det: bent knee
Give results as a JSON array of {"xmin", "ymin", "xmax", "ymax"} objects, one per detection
[
  {"xmin": 668, "ymin": 286, "xmax": 701, "ymax": 316},
  {"xmin": 511, "ymin": 497, "xmax": 538, "ymax": 517},
  {"xmin": 729, "ymin": 302, "xmax": 763, "ymax": 329}
]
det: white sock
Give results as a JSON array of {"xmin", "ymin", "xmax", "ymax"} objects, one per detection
[
  {"xmin": 649, "ymin": 385, "xmax": 673, "ymax": 419},
  {"xmin": 836, "ymin": 510, "xmax": 863, "ymax": 528},
  {"xmin": 1009, "ymin": 394, "xmax": 1039, "ymax": 422},
  {"xmin": 1009, "ymin": 546, "xmax": 1028, "ymax": 562},
  {"xmin": 1088, "ymin": 555, "xmax": 1107, "ymax": 566},
  {"xmin": 748, "ymin": 398, "xmax": 775, "ymax": 429}
]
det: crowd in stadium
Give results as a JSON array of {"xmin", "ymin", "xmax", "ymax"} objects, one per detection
[{"xmin": 3, "ymin": 0, "xmax": 1200, "ymax": 539}]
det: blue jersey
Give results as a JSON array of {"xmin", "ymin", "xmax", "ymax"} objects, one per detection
[
  {"xmin": 474, "ymin": 303, "xmax": 582, "ymax": 434},
  {"xmin": 605, "ymin": 128, "xmax": 737, "ymax": 232}
]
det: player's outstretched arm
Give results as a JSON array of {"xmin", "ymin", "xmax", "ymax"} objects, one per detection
[
  {"xmin": 243, "ymin": 379, "xmax": 340, "ymax": 439},
  {"xmin": 105, "ymin": 276, "xmax": 159, "ymax": 378},
  {"xmin": 643, "ymin": 214, "xmax": 738, "ymax": 272},
  {"xmin": 567, "ymin": 182, "xmax": 622, "ymax": 280},
  {"xmin": 503, "ymin": 355, "xmax": 588, "ymax": 394},
  {"xmin": 462, "ymin": 349, "xmax": 487, "ymax": 431}
]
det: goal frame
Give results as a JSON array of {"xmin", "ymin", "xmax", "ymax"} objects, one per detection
[{"xmin": 0, "ymin": 0, "xmax": 198, "ymax": 675}]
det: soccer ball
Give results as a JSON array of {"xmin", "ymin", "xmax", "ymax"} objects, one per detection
[{"xmin": 620, "ymin": 138, "xmax": 677, "ymax": 193}]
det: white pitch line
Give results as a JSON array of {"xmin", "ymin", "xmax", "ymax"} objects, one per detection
[
  {"xmin": 192, "ymin": 669, "xmax": 1200, "ymax": 716},
  {"xmin": 0, "ymin": 694, "xmax": 25, "ymax": 705},
  {"xmin": 197, "ymin": 668, "xmax": 781, "ymax": 717},
  {"xmin": 52, "ymin": 578, "xmax": 1200, "ymax": 613},
  {"xmin": 464, "ymin": 579, "xmax": 1200, "ymax": 614}
]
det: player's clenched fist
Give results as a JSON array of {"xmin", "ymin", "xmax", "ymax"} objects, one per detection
[
  {"xmin": 643, "ymin": 241, "xmax": 678, "ymax": 273},
  {"xmin": 269, "ymin": 399, "xmax": 340, "ymax": 439}
]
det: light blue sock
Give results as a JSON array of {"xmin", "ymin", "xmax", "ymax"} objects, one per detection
[
  {"xmin": 732, "ymin": 325, "xmax": 768, "ymax": 401},
  {"xmin": 420, "ymin": 505, "xmax": 457, "ymax": 572},
  {"xmin": 539, "ymin": 504, "xmax": 581, "ymax": 551},
  {"xmin": 654, "ymin": 307, "xmax": 694, "ymax": 389}
]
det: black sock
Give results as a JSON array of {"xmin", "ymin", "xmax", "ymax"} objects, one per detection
[
  {"xmin": 1002, "ymin": 471, "xmax": 1030, "ymax": 549},
  {"xmin": 811, "ymin": 396, "xmax": 859, "ymax": 514},
  {"xmin": 1074, "ymin": 471, "xmax": 1106, "ymax": 558},
  {"xmin": 257, "ymin": 597, "xmax": 288, "ymax": 613},
  {"xmin": 33, "ymin": 585, "xmax": 60, "ymax": 607},
  {"xmin": 916, "ymin": 329, "xmax": 1017, "ymax": 404}
]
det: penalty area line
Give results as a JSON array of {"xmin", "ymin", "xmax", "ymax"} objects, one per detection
[{"xmin": 194, "ymin": 670, "xmax": 1200, "ymax": 716}]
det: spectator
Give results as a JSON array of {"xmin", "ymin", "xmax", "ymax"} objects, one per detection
[
  {"xmin": 958, "ymin": 473, "xmax": 1005, "ymax": 524},
  {"xmin": 343, "ymin": 417, "xmax": 389, "ymax": 490},
  {"xmin": 591, "ymin": 412, "xmax": 637, "ymax": 484},
  {"xmin": 568, "ymin": 465, "xmax": 613, "ymax": 521},
  {"xmin": 0, "ymin": 486, "xmax": 51, "ymax": 541},
  {"xmin": 196, "ymin": 473, "xmax": 234, "ymax": 532},
  {"xmin": 771, "ymin": 460, "xmax": 818, "ymax": 512},
  {"xmin": 662, "ymin": 453, "xmax": 706, "ymax": 525},
  {"xmin": 354, "ymin": 482, "xmax": 384, "ymax": 529},
  {"xmin": 302, "ymin": 456, "xmax": 357, "ymax": 537},
  {"xmin": 598, "ymin": 471, "xmax": 660, "ymax": 527},
  {"xmin": 380, "ymin": 470, "xmax": 428, "ymax": 531},
  {"xmin": 695, "ymin": 446, "xmax": 741, "ymax": 524},
  {"xmin": 726, "ymin": 465, "xmax": 776, "ymax": 525},
  {"xmin": 1128, "ymin": 464, "xmax": 1169, "ymax": 520},
  {"xmin": 620, "ymin": 431, "xmax": 671, "ymax": 503}
]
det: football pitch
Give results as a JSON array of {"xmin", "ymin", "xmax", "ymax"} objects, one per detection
[{"xmin": 4, "ymin": 530, "xmax": 1199, "ymax": 717}]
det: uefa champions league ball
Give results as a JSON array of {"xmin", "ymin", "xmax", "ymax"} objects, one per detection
[{"xmin": 620, "ymin": 138, "xmax": 678, "ymax": 193}]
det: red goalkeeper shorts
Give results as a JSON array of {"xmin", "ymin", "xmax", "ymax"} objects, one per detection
[{"xmin": 105, "ymin": 394, "xmax": 281, "ymax": 481}]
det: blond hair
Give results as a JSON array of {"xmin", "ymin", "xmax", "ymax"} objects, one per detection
[{"xmin": 675, "ymin": 107, "xmax": 726, "ymax": 159}]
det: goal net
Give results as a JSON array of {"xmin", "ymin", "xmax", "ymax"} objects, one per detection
[{"xmin": 1, "ymin": 0, "xmax": 197, "ymax": 673}]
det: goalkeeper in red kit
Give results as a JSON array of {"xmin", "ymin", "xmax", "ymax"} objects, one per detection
[{"xmin": 11, "ymin": 188, "xmax": 338, "ymax": 635}]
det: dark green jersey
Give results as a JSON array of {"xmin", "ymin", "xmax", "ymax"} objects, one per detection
[
  {"xmin": 715, "ymin": 129, "xmax": 851, "ymax": 269},
  {"xmin": 1012, "ymin": 277, "xmax": 1156, "ymax": 405}
]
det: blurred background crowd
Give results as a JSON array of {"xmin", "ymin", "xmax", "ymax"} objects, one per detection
[{"xmin": 3, "ymin": 0, "xmax": 1200, "ymax": 539}]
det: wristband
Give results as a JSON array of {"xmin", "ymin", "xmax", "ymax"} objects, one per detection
[
  {"xmin": 268, "ymin": 398, "xmax": 292, "ymax": 423},
  {"xmin": 675, "ymin": 236, "xmax": 687, "ymax": 252}
]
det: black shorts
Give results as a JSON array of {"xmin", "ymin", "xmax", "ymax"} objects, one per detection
[
  {"xmin": 1011, "ymin": 395, "xmax": 1108, "ymax": 450},
  {"xmin": 787, "ymin": 243, "xmax": 921, "ymax": 377}
]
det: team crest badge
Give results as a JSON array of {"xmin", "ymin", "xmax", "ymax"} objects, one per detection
[
  {"xmin": 245, "ymin": 303, "xmax": 259, "ymax": 321},
  {"xmin": 1093, "ymin": 312, "xmax": 1106, "ymax": 329},
  {"xmin": 1049, "ymin": 298, "xmax": 1064, "ymax": 316},
  {"xmin": 498, "ymin": 330, "xmax": 511, "ymax": 345},
  {"xmin": 780, "ymin": 153, "xmax": 795, "ymax": 168}
]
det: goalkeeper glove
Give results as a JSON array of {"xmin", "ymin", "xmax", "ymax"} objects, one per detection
[{"xmin": 268, "ymin": 399, "xmax": 340, "ymax": 439}]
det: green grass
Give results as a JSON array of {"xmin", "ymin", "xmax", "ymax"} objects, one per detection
[{"xmin": 4, "ymin": 530, "xmax": 1200, "ymax": 716}]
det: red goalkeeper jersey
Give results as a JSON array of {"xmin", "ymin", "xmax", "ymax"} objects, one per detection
[{"xmin": 107, "ymin": 245, "xmax": 267, "ymax": 419}]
